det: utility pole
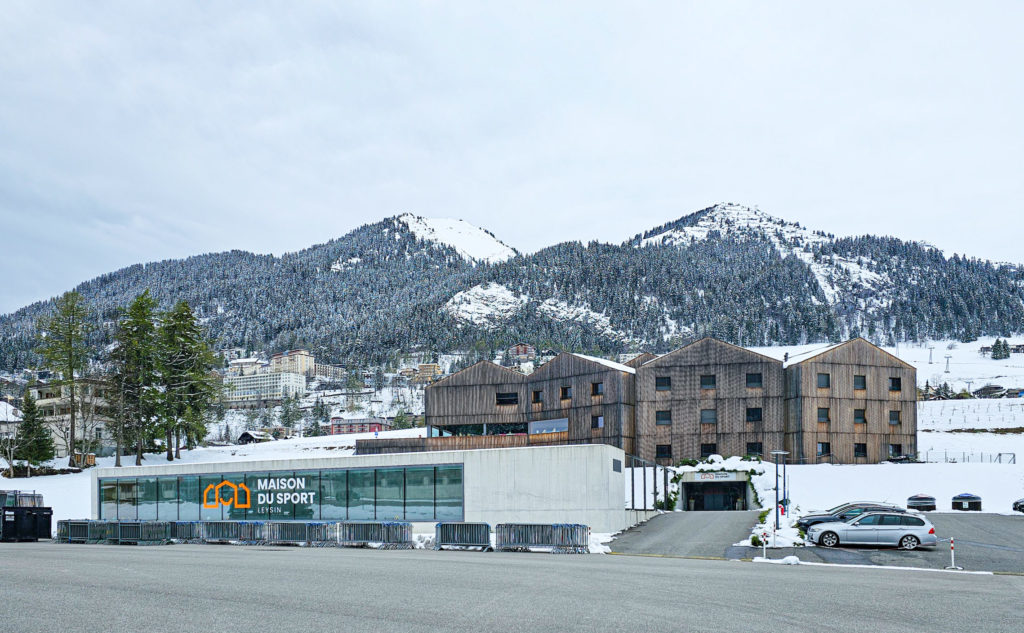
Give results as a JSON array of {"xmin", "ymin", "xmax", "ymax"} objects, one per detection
[
  {"xmin": 928, "ymin": 346, "xmax": 935, "ymax": 364},
  {"xmin": 945, "ymin": 354, "xmax": 952, "ymax": 373},
  {"xmin": 770, "ymin": 450, "xmax": 789, "ymax": 541}
]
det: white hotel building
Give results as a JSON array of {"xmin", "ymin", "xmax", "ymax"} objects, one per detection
[{"xmin": 224, "ymin": 371, "xmax": 306, "ymax": 407}]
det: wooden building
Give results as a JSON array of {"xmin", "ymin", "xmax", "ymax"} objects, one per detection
[
  {"xmin": 784, "ymin": 338, "xmax": 917, "ymax": 464},
  {"xmin": 636, "ymin": 338, "xmax": 785, "ymax": 465}
]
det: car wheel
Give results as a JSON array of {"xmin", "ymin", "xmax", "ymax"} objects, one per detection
[
  {"xmin": 899, "ymin": 535, "xmax": 919, "ymax": 550},
  {"xmin": 819, "ymin": 532, "xmax": 839, "ymax": 548}
]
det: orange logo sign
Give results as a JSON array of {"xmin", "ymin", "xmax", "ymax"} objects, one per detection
[{"xmin": 203, "ymin": 480, "xmax": 252, "ymax": 509}]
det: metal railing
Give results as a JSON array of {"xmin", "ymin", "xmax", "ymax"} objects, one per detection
[
  {"xmin": 171, "ymin": 521, "xmax": 203, "ymax": 543},
  {"xmin": 201, "ymin": 521, "xmax": 243, "ymax": 543},
  {"xmin": 434, "ymin": 522, "xmax": 491, "ymax": 550},
  {"xmin": 117, "ymin": 521, "xmax": 171, "ymax": 545},
  {"xmin": 338, "ymin": 521, "xmax": 413, "ymax": 549},
  {"xmin": 917, "ymin": 450, "xmax": 1016, "ymax": 464},
  {"xmin": 495, "ymin": 523, "xmax": 590, "ymax": 554}
]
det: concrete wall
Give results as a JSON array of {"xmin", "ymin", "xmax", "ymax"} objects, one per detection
[{"xmin": 90, "ymin": 444, "xmax": 634, "ymax": 533}]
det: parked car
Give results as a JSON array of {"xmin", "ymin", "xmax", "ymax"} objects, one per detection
[
  {"xmin": 807, "ymin": 512, "xmax": 937, "ymax": 550},
  {"xmin": 1013, "ymin": 498, "xmax": 1024, "ymax": 513},
  {"xmin": 797, "ymin": 503, "xmax": 905, "ymax": 531}
]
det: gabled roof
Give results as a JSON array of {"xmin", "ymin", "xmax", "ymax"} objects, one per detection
[
  {"xmin": 643, "ymin": 337, "xmax": 782, "ymax": 368},
  {"xmin": 570, "ymin": 353, "xmax": 636, "ymax": 374},
  {"xmin": 785, "ymin": 338, "xmax": 914, "ymax": 370},
  {"xmin": 427, "ymin": 360, "xmax": 525, "ymax": 388}
]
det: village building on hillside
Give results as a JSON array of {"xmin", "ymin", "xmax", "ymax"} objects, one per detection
[
  {"xmin": 28, "ymin": 378, "xmax": 116, "ymax": 459},
  {"xmin": 270, "ymin": 349, "xmax": 316, "ymax": 377},
  {"xmin": 325, "ymin": 417, "xmax": 392, "ymax": 435},
  {"xmin": 223, "ymin": 372, "xmax": 306, "ymax": 408}
]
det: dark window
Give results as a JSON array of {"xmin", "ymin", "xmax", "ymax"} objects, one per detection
[
  {"xmin": 495, "ymin": 392, "xmax": 518, "ymax": 406},
  {"xmin": 889, "ymin": 410, "xmax": 901, "ymax": 425},
  {"xmin": 746, "ymin": 407, "xmax": 763, "ymax": 422},
  {"xmin": 746, "ymin": 442, "xmax": 763, "ymax": 457},
  {"xmin": 817, "ymin": 407, "xmax": 830, "ymax": 423},
  {"xmin": 655, "ymin": 410, "xmax": 672, "ymax": 426},
  {"xmin": 700, "ymin": 375, "xmax": 716, "ymax": 389},
  {"xmin": 612, "ymin": 459, "xmax": 622, "ymax": 473},
  {"xmin": 889, "ymin": 377, "xmax": 902, "ymax": 392},
  {"xmin": 888, "ymin": 444, "xmax": 902, "ymax": 458},
  {"xmin": 879, "ymin": 514, "xmax": 902, "ymax": 526},
  {"xmin": 656, "ymin": 444, "xmax": 672, "ymax": 459},
  {"xmin": 854, "ymin": 409, "xmax": 866, "ymax": 424},
  {"xmin": 854, "ymin": 443, "xmax": 867, "ymax": 457},
  {"xmin": 700, "ymin": 443, "xmax": 717, "ymax": 458},
  {"xmin": 591, "ymin": 382, "xmax": 604, "ymax": 396},
  {"xmin": 816, "ymin": 442, "xmax": 831, "ymax": 456},
  {"xmin": 817, "ymin": 373, "xmax": 831, "ymax": 388},
  {"xmin": 532, "ymin": 390, "xmax": 543, "ymax": 404},
  {"xmin": 700, "ymin": 409, "xmax": 717, "ymax": 424},
  {"xmin": 856, "ymin": 514, "xmax": 882, "ymax": 526},
  {"xmin": 746, "ymin": 373, "xmax": 763, "ymax": 388},
  {"xmin": 560, "ymin": 386, "xmax": 572, "ymax": 400},
  {"xmin": 901, "ymin": 516, "xmax": 925, "ymax": 527},
  {"xmin": 591, "ymin": 415, "xmax": 604, "ymax": 429},
  {"xmin": 655, "ymin": 376, "xmax": 671, "ymax": 391},
  {"xmin": 854, "ymin": 374, "xmax": 867, "ymax": 390}
]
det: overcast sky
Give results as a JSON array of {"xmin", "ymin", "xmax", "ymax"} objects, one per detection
[{"xmin": 2, "ymin": 1, "xmax": 1021, "ymax": 314}]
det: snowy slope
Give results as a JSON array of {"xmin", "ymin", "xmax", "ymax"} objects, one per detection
[{"xmin": 397, "ymin": 214, "xmax": 517, "ymax": 264}]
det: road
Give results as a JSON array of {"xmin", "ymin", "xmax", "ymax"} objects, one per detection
[
  {"xmin": 610, "ymin": 510, "xmax": 758, "ymax": 558},
  {"xmin": 3, "ymin": 543, "xmax": 1022, "ymax": 633}
]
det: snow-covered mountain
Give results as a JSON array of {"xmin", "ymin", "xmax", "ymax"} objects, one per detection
[{"xmin": 395, "ymin": 214, "xmax": 517, "ymax": 264}]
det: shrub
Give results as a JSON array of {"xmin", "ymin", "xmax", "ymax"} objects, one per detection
[{"xmin": 751, "ymin": 534, "xmax": 762, "ymax": 547}]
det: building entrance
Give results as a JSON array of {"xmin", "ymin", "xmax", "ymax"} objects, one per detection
[{"xmin": 682, "ymin": 481, "xmax": 748, "ymax": 511}]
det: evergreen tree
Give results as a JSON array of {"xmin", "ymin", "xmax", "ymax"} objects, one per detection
[
  {"xmin": 110, "ymin": 291, "xmax": 159, "ymax": 466},
  {"xmin": 14, "ymin": 390, "xmax": 54, "ymax": 469},
  {"xmin": 992, "ymin": 338, "xmax": 1011, "ymax": 360},
  {"xmin": 36, "ymin": 291, "xmax": 92, "ymax": 466}
]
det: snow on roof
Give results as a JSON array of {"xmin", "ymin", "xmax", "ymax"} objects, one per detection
[
  {"xmin": 229, "ymin": 357, "xmax": 262, "ymax": 364},
  {"xmin": 0, "ymin": 401, "xmax": 21, "ymax": 422},
  {"xmin": 753, "ymin": 342, "xmax": 846, "ymax": 368},
  {"xmin": 570, "ymin": 353, "xmax": 636, "ymax": 374},
  {"xmin": 397, "ymin": 214, "xmax": 517, "ymax": 264}
]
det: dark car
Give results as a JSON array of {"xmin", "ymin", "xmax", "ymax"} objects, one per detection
[
  {"xmin": 797, "ymin": 503, "xmax": 905, "ymax": 531},
  {"xmin": 1014, "ymin": 498, "xmax": 1024, "ymax": 513}
]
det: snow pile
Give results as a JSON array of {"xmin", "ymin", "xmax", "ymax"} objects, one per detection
[
  {"xmin": 397, "ymin": 214, "xmax": 517, "ymax": 264},
  {"xmin": 589, "ymin": 533, "xmax": 615, "ymax": 554},
  {"xmin": 753, "ymin": 555, "xmax": 802, "ymax": 565}
]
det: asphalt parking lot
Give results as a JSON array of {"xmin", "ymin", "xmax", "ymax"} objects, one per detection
[
  {"xmin": 2, "ymin": 542, "xmax": 1022, "ymax": 633},
  {"xmin": 612, "ymin": 510, "xmax": 1024, "ymax": 573}
]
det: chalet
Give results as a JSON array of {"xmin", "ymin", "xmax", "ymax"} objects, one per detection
[
  {"xmin": 238, "ymin": 430, "xmax": 274, "ymax": 444},
  {"xmin": 325, "ymin": 417, "xmax": 392, "ymax": 435}
]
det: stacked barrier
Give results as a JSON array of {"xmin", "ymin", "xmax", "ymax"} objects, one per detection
[
  {"xmin": 266, "ymin": 522, "xmax": 309, "ymax": 545},
  {"xmin": 495, "ymin": 523, "xmax": 590, "ymax": 554},
  {"xmin": 56, "ymin": 519, "xmax": 69, "ymax": 542},
  {"xmin": 202, "ymin": 521, "xmax": 242, "ymax": 544},
  {"xmin": 306, "ymin": 522, "xmax": 339, "ymax": 547},
  {"xmin": 237, "ymin": 521, "xmax": 268, "ymax": 545},
  {"xmin": 116, "ymin": 521, "xmax": 171, "ymax": 545},
  {"xmin": 171, "ymin": 521, "xmax": 203, "ymax": 543},
  {"xmin": 338, "ymin": 521, "xmax": 413, "ymax": 549},
  {"xmin": 434, "ymin": 522, "xmax": 492, "ymax": 550}
]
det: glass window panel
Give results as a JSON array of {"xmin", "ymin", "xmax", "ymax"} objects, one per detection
[
  {"xmin": 137, "ymin": 477, "xmax": 158, "ymax": 520},
  {"xmin": 117, "ymin": 479, "xmax": 137, "ymax": 520},
  {"xmin": 294, "ymin": 471, "xmax": 320, "ymax": 520},
  {"xmin": 320, "ymin": 470, "xmax": 348, "ymax": 520},
  {"xmin": 854, "ymin": 375, "xmax": 867, "ymax": 390},
  {"xmin": 222, "ymin": 473, "xmax": 248, "ymax": 520},
  {"xmin": 375, "ymin": 468, "xmax": 405, "ymax": 521},
  {"xmin": 245, "ymin": 472, "xmax": 270, "ymax": 520},
  {"xmin": 178, "ymin": 476, "xmax": 200, "ymax": 521},
  {"xmin": 260, "ymin": 471, "xmax": 298, "ymax": 520},
  {"xmin": 435, "ymin": 465, "xmax": 463, "ymax": 521},
  {"xmin": 405, "ymin": 467, "xmax": 434, "ymax": 521},
  {"xmin": 348, "ymin": 470, "xmax": 375, "ymax": 520},
  {"xmin": 157, "ymin": 478, "xmax": 178, "ymax": 521},
  {"xmin": 200, "ymin": 475, "xmax": 223, "ymax": 521},
  {"xmin": 100, "ymin": 479, "xmax": 117, "ymax": 520}
]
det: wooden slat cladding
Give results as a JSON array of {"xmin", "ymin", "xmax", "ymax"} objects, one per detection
[
  {"xmin": 356, "ymin": 431, "xmax": 570, "ymax": 455},
  {"xmin": 635, "ymin": 338, "xmax": 785, "ymax": 465},
  {"xmin": 784, "ymin": 339, "xmax": 917, "ymax": 464}
]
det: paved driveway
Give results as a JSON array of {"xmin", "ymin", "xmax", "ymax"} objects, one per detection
[{"xmin": 610, "ymin": 510, "xmax": 758, "ymax": 557}]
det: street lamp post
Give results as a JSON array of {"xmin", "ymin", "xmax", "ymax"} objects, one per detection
[{"xmin": 770, "ymin": 450, "xmax": 790, "ymax": 538}]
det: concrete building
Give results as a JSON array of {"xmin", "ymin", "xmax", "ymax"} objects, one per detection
[
  {"xmin": 227, "ymin": 358, "xmax": 266, "ymax": 376},
  {"xmin": 28, "ymin": 379, "xmax": 115, "ymax": 458},
  {"xmin": 224, "ymin": 372, "xmax": 306, "ymax": 407},
  {"xmin": 271, "ymin": 349, "xmax": 316, "ymax": 377},
  {"xmin": 313, "ymin": 363, "xmax": 347, "ymax": 382},
  {"xmin": 326, "ymin": 417, "xmax": 391, "ymax": 435},
  {"xmin": 90, "ymin": 444, "xmax": 653, "ymax": 533}
]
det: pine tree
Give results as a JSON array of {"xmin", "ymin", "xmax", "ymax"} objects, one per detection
[
  {"xmin": 36, "ymin": 291, "xmax": 93, "ymax": 466},
  {"xmin": 992, "ymin": 338, "xmax": 1011, "ymax": 360},
  {"xmin": 110, "ymin": 291, "xmax": 159, "ymax": 466},
  {"xmin": 14, "ymin": 390, "xmax": 54, "ymax": 470}
]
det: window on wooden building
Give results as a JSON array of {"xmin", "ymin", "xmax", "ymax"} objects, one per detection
[
  {"xmin": 560, "ymin": 386, "xmax": 572, "ymax": 400},
  {"xmin": 746, "ymin": 442, "xmax": 763, "ymax": 457},
  {"xmin": 591, "ymin": 415, "xmax": 604, "ymax": 429},
  {"xmin": 532, "ymin": 390, "xmax": 543, "ymax": 403},
  {"xmin": 854, "ymin": 443, "xmax": 867, "ymax": 458},
  {"xmin": 495, "ymin": 392, "xmax": 518, "ymax": 406},
  {"xmin": 817, "ymin": 442, "xmax": 831, "ymax": 457},
  {"xmin": 889, "ymin": 377, "xmax": 902, "ymax": 391},
  {"xmin": 889, "ymin": 410, "xmax": 901, "ymax": 425},
  {"xmin": 817, "ymin": 373, "xmax": 831, "ymax": 388},
  {"xmin": 655, "ymin": 410, "xmax": 672, "ymax": 425},
  {"xmin": 700, "ymin": 375, "xmax": 716, "ymax": 389},
  {"xmin": 817, "ymin": 407, "xmax": 830, "ymax": 423},
  {"xmin": 746, "ymin": 407, "xmax": 763, "ymax": 422},
  {"xmin": 700, "ymin": 409, "xmax": 717, "ymax": 424},
  {"xmin": 655, "ymin": 376, "xmax": 671, "ymax": 391},
  {"xmin": 592, "ymin": 382, "xmax": 604, "ymax": 396},
  {"xmin": 656, "ymin": 444, "xmax": 673, "ymax": 459},
  {"xmin": 854, "ymin": 409, "xmax": 866, "ymax": 424},
  {"xmin": 746, "ymin": 373, "xmax": 763, "ymax": 388},
  {"xmin": 854, "ymin": 375, "xmax": 866, "ymax": 390},
  {"xmin": 888, "ymin": 444, "xmax": 903, "ymax": 458},
  {"xmin": 700, "ymin": 443, "xmax": 717, "ymax": 458}
]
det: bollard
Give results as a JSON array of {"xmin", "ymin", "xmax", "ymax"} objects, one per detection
[
  {"xmin": 944, "ymin": 537, "xmax": 963, "ymax": 570},
  {"xmin": 761, "ymin": 531, "xmax": 768, "ymax": 558}
]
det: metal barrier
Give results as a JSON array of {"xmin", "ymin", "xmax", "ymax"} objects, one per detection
[
  {"xmin": 306, "ymin": 522, "xmax": 339, "ymax": 547},
  {"xmin": 117, "ymin": 521, "xmax": 171, "ymax": 545},
  {"xmin": 266, "ymin": 522, "xmax": 309, "ymax": 545},
  {"xmin": 495, "ymin": 523, "xmax": 590, "ymax": 554},
  {"xmin": 56, "ymin": 519, "xmax": 69, "ymax": 542},
  {"xmin": 434, "ymin": 522, "xmax": 491, "ymax": 550},
  {"xmin": 91, "ymin": 520, "xmax": 118, "ymax": 544},
  {"xmin": 202, "ymin": 521, "xmax": 243, "ymax": 543},
  {"xmin": 338, "ymin": 521, "xmax": 413, "ymax": 549},
  {"xmin": 171, "ymin": 521, "xmax": 203, "ymax": 543},
  {"xmin": 237, "ymin": 521, "xmax": 268, "ymax": 545}
]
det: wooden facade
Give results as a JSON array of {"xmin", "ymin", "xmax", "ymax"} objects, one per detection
[
  {"xmin": 635, "ymin": 338, "xmax": 785, "ymax": 465},
  {"xmin": 784, "ymin": 338, "xmax": 917, "ymax": 464}
]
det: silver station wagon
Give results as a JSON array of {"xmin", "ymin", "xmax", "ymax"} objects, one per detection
[{"xmin": 807, "ymin": 512, "xmax": 937, "ymax": 550}]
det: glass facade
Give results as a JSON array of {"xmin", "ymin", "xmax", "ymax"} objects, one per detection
[{"xmin": 98, "ymin": 464, "xmax": 465, "ymax": 522}]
